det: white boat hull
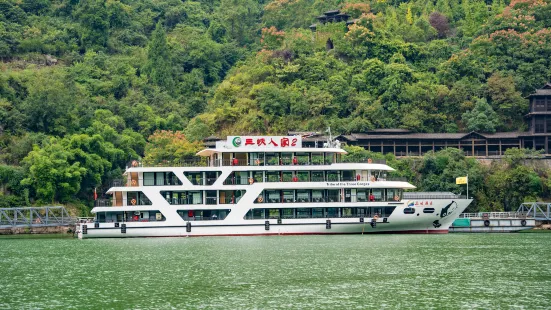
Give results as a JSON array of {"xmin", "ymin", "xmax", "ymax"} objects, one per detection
[{"xmin": 78, "ymin": 199, "xmax": 472, "ymax": 238}]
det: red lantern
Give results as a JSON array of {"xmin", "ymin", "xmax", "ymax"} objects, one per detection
[
  {"xmin": 188, "ymin": 210, "xmax": 194, "ymax": 217},
  {"xmin": 292, "ymin": 157, "xmax": 298, "ymax": 165},
  {"xmin": 356, "ymin": 174, "xmax": 361, "ymax": 181},
  {"xmin": 292, "ymin": 175, "xmax": 298, "ymax": 182},
  {"xmin": 232, "ymin": 158, "xmax": 238, "ymax": 166}
]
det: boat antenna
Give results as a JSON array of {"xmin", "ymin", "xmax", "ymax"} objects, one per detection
[{"xmin": 326, "ymin": 126, "xmax": 332, "ymax": 147}]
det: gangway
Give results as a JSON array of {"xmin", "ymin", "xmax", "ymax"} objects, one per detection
[
  {"xmin": 517, "ymin": 202, "xmax": 551, "ymax": 221},
  {"xmin": 0, "ymin": 206, "xmax": 76, "ymax": 228}
]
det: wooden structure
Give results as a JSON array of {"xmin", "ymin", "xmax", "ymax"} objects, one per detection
[
  {"xmin": 336, "ymin": 130, "xmax": 527, "ymax": 157},
  {"xmin": 525, "ymin": 83, "xmax": 551, "ymax": 153},
  {"xmin": 204, "ymin": 83, "xmax": 551, "ymax": 157},
  {"xmin": 309, "ymin": 10, "xmax": 355, "ymax": 32}
]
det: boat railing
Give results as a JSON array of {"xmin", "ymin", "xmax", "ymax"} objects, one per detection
[
  {"xmin": 127, "ymin": 158, "xmax": 210, "ymax": 168},
  {"xmin": 110, "ymin": 179, "xmax": 126, "ymax": 187},
  {"xmin": 338, "ymin": 158, "xmax": 387, "ymax": 165},
  {"xmin": 95, "ymin": 199, "xmax": 113, "ymax": 207},
  {"xmin": 402, "ymin": 194, "xmax": 466, "ymax": 200},
  {"xmin": 223, "ymin": 178, "xmax": 251, "ymax": 185},
  {"xmin": 257, "ymin": 194, "xmax": 391, "ymax": 204}
]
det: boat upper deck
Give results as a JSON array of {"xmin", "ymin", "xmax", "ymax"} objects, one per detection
[{"xmin": 126, "ymin": 135, "xmax": 391, "ymax": 171}]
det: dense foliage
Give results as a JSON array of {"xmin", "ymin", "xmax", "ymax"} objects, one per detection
[{"xmin": 1, "ymin": 0, "xmax": 551, "ymax": 213}]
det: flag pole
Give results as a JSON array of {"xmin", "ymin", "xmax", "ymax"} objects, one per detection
[{"xmin": 466, "ymin": 174, "xmax": 469, "ymax": 199}]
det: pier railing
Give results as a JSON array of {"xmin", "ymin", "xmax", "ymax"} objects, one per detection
[
  {"xmin": 0, "ymin": 206, "xmax": 76, "ymax": 228},
  {"xmin": 459, "ymin": 212, "xmax": 527, "ymax": 219}
]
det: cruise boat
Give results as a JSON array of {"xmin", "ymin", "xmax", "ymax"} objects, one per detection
[{"xmin": 77, "ymin": 135, "xmax": 472, "ymax": 238}]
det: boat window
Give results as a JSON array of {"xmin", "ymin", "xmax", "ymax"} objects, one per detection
[
  {"xmin": 266, "ymin": 171, "xmax": 279, "ymax": 182},
  {"xmin": 268, "ymin": 209, "xmax": 280, "ymax": 218},
  {"xmin": 178, "ymin": 209, "xmax": 230, "ymax": 221},
  {"xmin": 143, "ymin": 172, "xmax": 155, "ymax": 186},
  {"xmin": 297, "ymin": 190, "xmax": 310, "ymax": 202},
  {"xmin": 267, "ymin": 191, "xmax": 280, "ymax": 203},
  {"xmin": 404, "ymin": 208, "xmax": 415, "ymax": 214},
  {"xmin": 297, "ymin": 208, "xmax": 311, "ymax": 218},
  {"xmin": 249, "ymin": 153, "xmax": 262, "ymax": 166},
  {"xmin": 282, "ymin": 208, "xmax": 294, "ymax": 218},
  {"xmin": 327, "ymin": 208, "xmax": 338, "ymax": 217},
  {"xmin": 297, "ymin": 171, "xmax": 309, "ymax": 182},
  {"xmin": 372, "ymin": 189, "xmax": 383, "ymax": 201},
  {"xmin": 282, "ymin": 171, "xmax": 293, "ymax": 182},
  {"xmin": 342, "ymin": 208, "xmax": 352, "ymax": 217},
  {"xmin": 312, "ymin": 208, "xmax": 324, "ymax": 218},
  {"xmin": 423, "ymin": 208, "xmax": 435, "ymax": 213},
  {"xmin": 311, "ymin": 153, "xmax": 323, "ymax": 165},
  {"xmin": 281, "ymin": 153, "xmax": 293, "ymax": 165},
  {"xmin": 327, "ymin": 171, "xmax": 339, "ymax": 181},
  {"xmin": 342, "ymin": 170, "xmax": 354, "ymax": 181},
  {"xmin": 312, "ymin": 190, "xmax": 323, "ymax": 202},
  {"xmin": 357, "ymin": 189, "xmax": 368, "ymax": 202},
  {"xmin": 96, "ymin": 210, "xmax": 165, "ymax": 223},
  {"xmin": 253, "ymin": 171, "xmax": 263, "ymax": 182},
  {"xmin": 327, "ymin": 189, "xmax": 339, "ymax": 202},
  {"xmin": 242, "ymin": 206, "xmax": 396, "ymax": 220},
  {"xmin": 311, "ymin": 171, "xmax": 324, "ymax": 182},
  {"xmin": 143, "ymin": 172, "xmax": 182, "ymax": 186},
  {"xmin": 266, "ymin": 153, "xmax": 279, "ymax": 166},
  {"xmin": 283, "ymin": 191, "xmax": 294, "ymax": 203},
  {"xmin": 387, "ymin": 189, "xmax": 399, "ymax": 201},
  {"xmin": 126, "ymin": 192, "xmax": 152, "ymax": 205},
  {"xmin": 296, "ymin": 153, "xmax": 310, "ymax": 165}
]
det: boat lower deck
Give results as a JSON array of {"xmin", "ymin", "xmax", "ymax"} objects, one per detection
[{"xmin": 450, "ymin": 213, "xmax": 536, "ymax": 233}]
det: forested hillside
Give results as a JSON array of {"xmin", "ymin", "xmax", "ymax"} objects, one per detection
[{"xmin": 1, "ymin": 0, "xmax": 551, "ymax": 212}]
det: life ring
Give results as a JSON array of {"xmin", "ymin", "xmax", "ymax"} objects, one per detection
[
  {"xmin": 130, "ymin": 198, "xmax": 137, "ymax": 205},
  {"xmin": 255, "ymin": 159, "xmax": 260, "ymax": 165},
  {"xmin": 367, "ymin": 158, "xmax": 373, "ymax": 164},
  {"xmin": 484, "ymin": 220, "xmax": 490, "ymax": 227},
  {"xmin": 131, "ymin": 160, "xmax": 138, "ymax": 167},
  {"xmin": 394, "ymin": 195, "xmax": 400, "ymax": 201},
  {"xmin": 248, "ymin": 177, "xmax": 254, "ymax": 185},
  {"xmin": 131, "ymin": 179, "xmax": 137, "ymax": 186},
  {"xmin": 257, "ymin": 196, "xmax": 263, "ymax": 203},
  {"xmin": 521, "ymin": 219, "xmax": 527, "ymax": 227}
]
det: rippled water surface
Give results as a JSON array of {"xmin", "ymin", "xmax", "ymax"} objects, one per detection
[{"xmin": 0, "ymin": 234, "xmax": 550, "ymax": 309}]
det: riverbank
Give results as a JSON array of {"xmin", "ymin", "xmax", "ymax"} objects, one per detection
[{"xmin": 0, "ymin": 226, "xmax": 73, "ymax": 235}]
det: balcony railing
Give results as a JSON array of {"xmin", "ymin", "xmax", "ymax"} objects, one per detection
[
  {"xmin": 95, "ymin": 199, "xmax": 112, "ymax": 207},
  {"xmin": 402, "ymin": 193, "xmax": 466, "ymax": 199},
  {"xmin": 223, "ymin": 178, "xmax": 252, "ymax": 185},
  {"xmin": 127, "ymin": 158, "xmax": 210, "ymax": 168},
  {"xmin": 257, "ymin": 195, "xmax": 391, "ymax": 204},
  {"xmin": 258, "ymin": 176, "xmax": 408, "ymax": 183}
]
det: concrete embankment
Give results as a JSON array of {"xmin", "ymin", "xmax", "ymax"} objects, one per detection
[{"xmin": 0, "ymin": 226, "xmax": 73, "ymax": 235}]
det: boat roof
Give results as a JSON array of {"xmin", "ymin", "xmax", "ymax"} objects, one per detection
[
  {"xmin": 196, "ymin": 147, "xmax": 347, "ymax": 156},
  {"xmin": 196, "ymin": 135, "xmax": 347, "ymax": 156}
]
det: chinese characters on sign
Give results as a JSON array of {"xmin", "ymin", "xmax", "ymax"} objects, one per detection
[{"xmin": 227, "ymin": 136, "xmax": 302, "ymax": 149}]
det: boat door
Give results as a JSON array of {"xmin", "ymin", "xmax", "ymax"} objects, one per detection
[{"xmin": 361, "ymin": 170, "xmax": 368, "ymax": 181}]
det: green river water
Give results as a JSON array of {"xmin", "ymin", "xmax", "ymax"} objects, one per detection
[{"xmin": 0, "ymin": 233, "xmax": 550, "ymax": 309}]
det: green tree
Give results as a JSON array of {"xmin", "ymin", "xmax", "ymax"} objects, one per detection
[
  {"xmin": 143, "ymin": 131, "xmax": 204, "ymax": 165},
  {"xmin": 462, "ymin": 98, "xmax": 499, "ymax": 133},
  {"xmin": 145, "ymin": 22, "xmax": 174, "ymax": 91},
  {"xmin": 21, "ymin": 142, "xmax": 86, "ymax": 203},
  {"xmin": 74, "ymin": 0, "xmax": 109, "ymax": 50}
]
